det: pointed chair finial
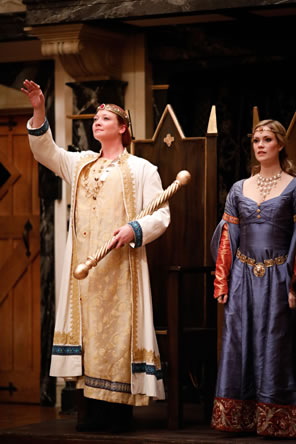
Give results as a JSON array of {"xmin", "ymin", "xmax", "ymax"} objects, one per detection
[{"xmin": 207, "ymin": 105, "xmax": 217, "ymax": 135}]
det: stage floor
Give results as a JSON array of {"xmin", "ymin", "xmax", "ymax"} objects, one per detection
[{"xmin": 0, "ymin": 401, "xmax": 291, "ymax": 443}]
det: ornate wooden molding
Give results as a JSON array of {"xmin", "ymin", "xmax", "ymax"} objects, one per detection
[{"xmin": 24, "ymin": 24, "xmax": 125, "ymax": 80}]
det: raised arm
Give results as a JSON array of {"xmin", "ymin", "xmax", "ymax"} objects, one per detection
[
  {"xmin": 21, "ymin": 79, "xmax": 46, "ymax": 128},
  {"xmin": 21, "ymin": 79, "xmax": 81, "ymax": 185}
]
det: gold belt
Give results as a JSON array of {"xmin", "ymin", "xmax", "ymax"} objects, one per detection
[{"xmin": 236, "ymin": 249, "xmax": 288, "ymax": 277}]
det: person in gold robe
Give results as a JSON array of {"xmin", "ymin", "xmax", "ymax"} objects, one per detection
[{"xmin": 22, "ymin": 79, "xmax": 170, "ymax": 432}]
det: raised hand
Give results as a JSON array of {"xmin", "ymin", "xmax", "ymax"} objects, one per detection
[
  {"xmin": 288, "ymin": 291, "xmax": 296, "ymax": 310},
  {"xmin": 21, "ymin": 80, "xmax": 45, "ymax": 109},
  {"xmin": 217, "ymin": 294, "xmax": 228, "ymax": 304},
  {"xmin": 21, "ymin": 79, "xmax": 45, "ymax": 128}
]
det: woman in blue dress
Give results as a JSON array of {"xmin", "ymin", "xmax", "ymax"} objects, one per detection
[{"xmin": 211, "ymin": 119, "xmax": 296, "ymax": 438}]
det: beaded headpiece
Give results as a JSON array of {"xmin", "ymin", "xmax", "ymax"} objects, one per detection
[
  {"xmin": 97, "ymin": 104, "xmax": 130, "ymax": 127},
  {"xmin": 253, "ymin": 126, "xmax": 276, "ymax": 134},
  {"xmin": 252, "ymin": 126, "xmax": 285, "ymax": 137}
]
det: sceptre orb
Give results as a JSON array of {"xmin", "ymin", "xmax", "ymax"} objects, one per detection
[
  {"xmin": 73, "ymin": 263, "xmax": 89, "ymax": 280},
  {"xmin": 176, "ymin": 170, "xmax": 191, "ymax": 186},
  {"xmin": 73, "ymin": 257, "xmax": 96, "ymax": 279}
]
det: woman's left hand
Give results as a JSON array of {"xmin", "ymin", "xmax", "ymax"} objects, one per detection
[
  {"xmin": 109, "ymin": 224, "xmax": 135, "ymax": 249},
  {"xmin": 288, "ymin": 291, "xmax": 296, "ymax": 309}
]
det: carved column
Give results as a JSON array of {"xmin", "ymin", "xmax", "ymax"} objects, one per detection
[{"xmin": 25, "ymin": 23, "xmax": 125, "ymax": 81}]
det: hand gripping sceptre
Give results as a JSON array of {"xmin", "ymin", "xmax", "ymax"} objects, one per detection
[{"xmin": 73, "ymin": 170, "xmax": 191, "ymax": 280}]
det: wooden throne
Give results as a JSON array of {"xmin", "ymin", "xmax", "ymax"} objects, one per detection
[{"xmin": 131, "ymin": 105, "xmax": 218, "ymax": 429}]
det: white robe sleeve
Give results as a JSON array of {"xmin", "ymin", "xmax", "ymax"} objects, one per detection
[
  {"xmin": 135, "ymin": 161, "xmax": 170, "ymax": 246},
  {"xmin": 27, "ymin": 117, "xmax": 78, "ymax": 185}
]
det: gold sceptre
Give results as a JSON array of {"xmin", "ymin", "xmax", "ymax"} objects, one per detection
[{"xmin": 73, "ymin": 170, "xmax": 191, "ymax": 280}]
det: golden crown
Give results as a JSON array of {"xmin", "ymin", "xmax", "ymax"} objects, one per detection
[{"xmin": 97, "ymin": 104, "xmax": 129, "ymax": 127}]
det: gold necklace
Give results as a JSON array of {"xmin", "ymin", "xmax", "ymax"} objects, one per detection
[
  {"xmin": 256, "ymin": 170, "xmax": 282, "ymax": 201},
  {"xmin": 81, "ymin": 151, "xmax": 127, "ymax": 200},
  {"xmin": 82, "ymin": 158, "xmax": 111, "ymax": 200}
]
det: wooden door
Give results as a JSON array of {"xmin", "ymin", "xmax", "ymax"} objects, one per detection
[{"xmin": 0, "ymin": 114, "xmax": 40, "ymax": 403}]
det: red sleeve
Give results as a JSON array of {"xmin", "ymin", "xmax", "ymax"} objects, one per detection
[{"xmin": 213, "ymin": 224, "xmax": 232, "ymax": 299}]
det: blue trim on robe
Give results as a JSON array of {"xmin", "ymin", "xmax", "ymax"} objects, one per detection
[
  {"xmin": 128, "ymin": 221, "xmax": 143, "ymax": 247},
  {"xmin": 27, "ymin": 118, "xmax": 49, "ymax": 136},
  {"xmin": 52, "ymin": 345, "xmax": 82, "ymax": 355},
  {"xmin": 132, "ymin": 363, "xmax": 163, "ymax": 380},
  {"xmin": 85, "ymin": 375, "xmax": 131, "ymax": 393}
]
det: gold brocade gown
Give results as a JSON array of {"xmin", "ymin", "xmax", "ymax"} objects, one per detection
[{"xmin": 75, "ymin": 156, "xmax": 148, "ymax": 406}]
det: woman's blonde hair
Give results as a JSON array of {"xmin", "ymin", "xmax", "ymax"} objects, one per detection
[{"xmin": 251, "ymin": 119, "xmax": 296, "ymax": 176}]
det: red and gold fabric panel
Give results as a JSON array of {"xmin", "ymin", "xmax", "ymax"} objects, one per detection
[
  {"xmin": 214, "ymin": 224, "xmax": 232, "ymax": 298},
  {"xmin": 211, "ymin": 397, "xmax": 256, "ymax": 433},
  {"xmin": 222, "ymin": 212, "xmax": 239, "ymax": 224},
  {"xmin": 211, "ymin": 397, "xmax": 296, "ymax": 438}
]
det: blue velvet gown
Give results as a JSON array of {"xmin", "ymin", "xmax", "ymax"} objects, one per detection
[{"xmin": 211, "ymin": 178, "xmax": 296, "ymax": 438}]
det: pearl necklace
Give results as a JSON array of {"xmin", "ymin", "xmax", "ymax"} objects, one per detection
[{"xmin": 256, "ymin": 170, "xmax": 282, "ymax": 201}]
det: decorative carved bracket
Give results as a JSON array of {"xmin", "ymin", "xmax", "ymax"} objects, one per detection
[
  {"xmin": 24, "ymin": 24, "xmax": 125, "ymax": 80},
  {"xmin": 164, "ymin": 133, "xmax": 175, "ymax": 147}
]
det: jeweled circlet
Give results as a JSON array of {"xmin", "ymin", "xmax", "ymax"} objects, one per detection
[
  {"xmin": 252, "ymin": 126, "xmax": 283, "ymax": 137},
  {"xmin": 97, "ymin": 104, "xmax": 130, "ymax": 127},
  {"xmin": 256, "ymin": 170, "xmax": 282, "ymax": 201}
]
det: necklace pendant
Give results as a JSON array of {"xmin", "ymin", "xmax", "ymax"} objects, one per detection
[{"xmin": 257, "ymin": 170, "xmax": 281, "ymax": 195}]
